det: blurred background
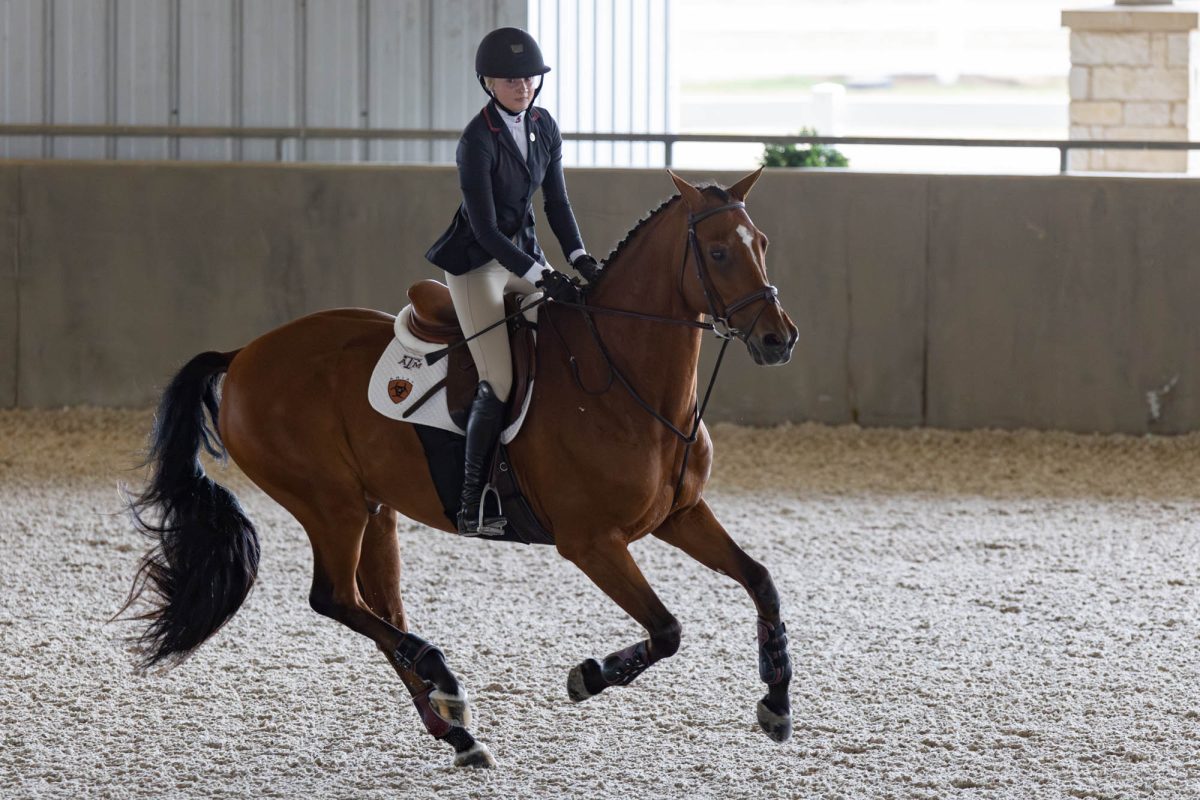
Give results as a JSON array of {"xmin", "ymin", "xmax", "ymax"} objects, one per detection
[
  {"xmin": 670, "ymin": 0, "xmax": 1098, "ymax": 172},
  {"xmin": 1, "ymin": 0, "xmax": 1168, "ymax": 173}
]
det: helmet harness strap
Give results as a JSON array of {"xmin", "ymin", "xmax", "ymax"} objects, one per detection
[{"xmin": 477, "ymin": 74, "xmax": 545, "ymax": 114}]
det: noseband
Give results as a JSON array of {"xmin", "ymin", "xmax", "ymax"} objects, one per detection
[{"xmin": 683, "ymin": 201, "xmax": 781, "ymax": 341}]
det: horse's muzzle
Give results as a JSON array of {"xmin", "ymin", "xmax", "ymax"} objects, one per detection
[{"xmin": 747, "ymin": 323, "xmax": 798, "ymax": 366}]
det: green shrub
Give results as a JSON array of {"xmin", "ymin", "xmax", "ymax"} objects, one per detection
[{"xmin": 761, "ymin": 127, "xmax": 849, "ymax": 168}]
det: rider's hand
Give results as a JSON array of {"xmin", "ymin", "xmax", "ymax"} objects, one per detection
[
  {"xmin": 537, "ymin": 268, "xmax": 582, "ymax": 304},
  {"xmin": 571, "ymin": 253, "xmax": 602, "ymax": 284}
]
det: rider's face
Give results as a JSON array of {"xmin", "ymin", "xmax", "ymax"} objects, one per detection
[{"xmin": 490, "ymin": 76, "xmax": 535, "ymax": 112}]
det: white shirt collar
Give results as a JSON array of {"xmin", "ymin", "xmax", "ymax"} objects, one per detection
[
  {"xmin": 494, "ymin": 102, "xmax": 531, "ymax": 160},
  {"xmin": 496, "ymin": 104, "xmax": 526, "ymax": 125}
]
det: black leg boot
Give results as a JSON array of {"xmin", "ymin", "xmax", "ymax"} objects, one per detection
[{"xmin": 456, "ymin": 381, "xmax": 507, "ymax": 537}]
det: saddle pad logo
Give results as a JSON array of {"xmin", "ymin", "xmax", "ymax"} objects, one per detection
[{"xmin": 388, "ymin": 379, "xmax": 413, "ymax": 404}]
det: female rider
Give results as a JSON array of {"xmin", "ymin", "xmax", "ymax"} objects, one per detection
[{"xmin": 426, "ymin": 27, "xmax": 599, "ymax": 537}]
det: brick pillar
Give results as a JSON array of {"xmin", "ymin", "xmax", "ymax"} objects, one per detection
[{"xmin": 1063, "ymin": 3, "xmax": 1198, "ymax": 172}]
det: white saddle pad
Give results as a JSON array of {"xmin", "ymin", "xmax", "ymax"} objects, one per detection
[{"xmin": 367, "ymin": 296, "xmax": 540, "ymax": 443}]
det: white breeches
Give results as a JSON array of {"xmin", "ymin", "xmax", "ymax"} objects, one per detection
[{"xmin": 445, "ymin": 262, "xmax": 537, "ymax": 402}]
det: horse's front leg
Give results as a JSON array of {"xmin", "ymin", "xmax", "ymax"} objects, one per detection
[
  {"xmin": 653, "ymin": 499, "xmax": 793, "ymax": 742},
  {"xmin": 556, "ymin": 532, "xmax": 682, "ymax": 703}
]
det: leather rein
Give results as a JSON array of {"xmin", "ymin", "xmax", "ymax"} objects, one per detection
[{"xmin": 550, "ymin": 200, "xmax": 781, "ymax": 504}]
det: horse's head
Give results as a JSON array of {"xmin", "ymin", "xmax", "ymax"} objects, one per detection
[{"xmin": 669, "ymin": 169, "xmax": 799, "ymax": 366}]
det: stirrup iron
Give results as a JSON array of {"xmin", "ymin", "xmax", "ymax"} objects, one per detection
[
  {"xmin": 457, "ymin": 485, "xmax": 505, "ymax": 537},
  {"xmin": 477, "ymin": 485, "xmax": 506, "ymax": 535}
]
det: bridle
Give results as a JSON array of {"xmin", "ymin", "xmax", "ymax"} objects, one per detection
[
  {"xmin": 558, "ymin": 201, "xmax": 780, "ymax": 338},
  {"xmin": 548, "ymin": 199, "xmax": 783, "ymax": 505},
  {"xmin": 682, "ymin": 201, "xmax": 780, "ymax": 341}
]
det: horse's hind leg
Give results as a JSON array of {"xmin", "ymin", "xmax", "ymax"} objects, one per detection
[
  {"xmin": 356, "ymin": 506, "xmax": 494, "ymax": 768},
  {"xmin": 297, "ymin": 494, "xmax": 471, "ymax": 728},
  {"xmin": 556, "ymin": 533, "xmax": 682, "ymax": 703},
  {"xmin": 653, "ymin": 499, "xmax": 793, "ymax": 742}
]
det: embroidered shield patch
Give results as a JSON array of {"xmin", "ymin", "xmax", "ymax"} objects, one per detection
[{"xmin": 388, "ymin": 379, "xmax": 413, "ymax": 404}]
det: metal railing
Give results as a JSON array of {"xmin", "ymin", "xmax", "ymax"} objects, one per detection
[{"xmin": 2, "ymin": 124, "xmax": 1199, "ymax": 173}]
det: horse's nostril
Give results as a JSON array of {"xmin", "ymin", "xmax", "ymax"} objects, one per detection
[{"xmin": 763, "ymin": 333, "xmax": 783, "ymax": 349}]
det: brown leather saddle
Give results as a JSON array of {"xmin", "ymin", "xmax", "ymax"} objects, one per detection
[{"xmin": 404, "ymin": 279, "xmax": 536, "ymax": 431}]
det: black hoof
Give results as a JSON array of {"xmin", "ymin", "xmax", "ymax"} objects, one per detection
[
  {"xmin": 757, "ymin": 698, "xmax": 792, "ymax": 743},
  {"xmin": 567, "ymin": 658, "xmax": 605, "ymax": 703}
]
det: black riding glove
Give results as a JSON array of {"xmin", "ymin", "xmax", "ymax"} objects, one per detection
[
  {"xmin": 571, "ymin": 253, "xmax": 602, "ymax": 285},
  {"xmin": 537, "ymin": 268, "xmax": 582, "ymax": 304}
]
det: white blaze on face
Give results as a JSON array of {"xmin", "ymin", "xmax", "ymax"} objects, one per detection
[{"xmin": 736, "ymin": 224, "xmax": 757, "ymax": 263}]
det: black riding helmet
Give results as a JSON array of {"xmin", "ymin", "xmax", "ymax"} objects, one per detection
[{"xmin": 475, "ymin": 28, "xmax": 550, "ymax": 107}]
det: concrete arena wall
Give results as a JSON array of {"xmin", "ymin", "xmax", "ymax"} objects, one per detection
[{"xmin": 0, "ymin": 161, "xmax": 1196, "ymax": 434}]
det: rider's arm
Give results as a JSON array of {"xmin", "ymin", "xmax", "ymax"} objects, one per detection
[
  {"xmin": 457, "ymin": 134, "xmax": 545, "ymax": 282},
  {"xmin": 539, "ymin": 116, "xmax": 587, "ymax": 267}
]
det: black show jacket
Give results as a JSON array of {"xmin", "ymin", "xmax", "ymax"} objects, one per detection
[{"xmin": 426, "ymin": 101, "xmax": 585, "ymax": 277}]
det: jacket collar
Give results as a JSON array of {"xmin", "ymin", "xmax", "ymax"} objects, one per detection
[
  {"xmin": 482, "ymin": 102, "xmax": 540, "ymax": 131},
  {"xmin": 483, "ymin": 99, "xmax": 540, "ymax": 128},
  {"xmin": 482, "ymin": 100, "xmax": 537, "ymax": 174},
  {"xmin": 482, "ymin": 101, "xmax": 502, "ymax": 133}
]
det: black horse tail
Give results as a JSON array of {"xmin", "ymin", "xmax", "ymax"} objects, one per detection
[{"xmin": 117, "ymin": 349, "xmax": 259, "ymax": 669}]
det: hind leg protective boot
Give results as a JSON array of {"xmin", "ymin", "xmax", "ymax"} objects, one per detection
[{"xmin": 456, "ymin": 381, "xmax": 507, "ymax": 537}]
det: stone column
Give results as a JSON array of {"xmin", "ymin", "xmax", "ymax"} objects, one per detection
[{"xmin": 1063, "ymin": 2, "xmax": 1199, "ymax": 172}]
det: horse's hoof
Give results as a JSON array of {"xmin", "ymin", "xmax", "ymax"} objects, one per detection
[
  {"xmin": 430, "ymin": 687, "xmax": 472, "ymax": 728},
  {"xmin": 453, "ymin": 742, "xmax": 496, "ymax": 768},
  {"xmin": 757, "ymin": 698, "xmax": 792, "ymax": 743},
  {"xmin": 567, "ymin": 658, "xmax": 603, "ymax": 703},
  {"xmin": 567, "ymin": 663, "xmax": 591, "ymax": 702}
]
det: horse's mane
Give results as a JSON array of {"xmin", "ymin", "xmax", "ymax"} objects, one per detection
[{"xmin": 591, "ymin": 184, "xmax": 731, "ymax": 288}]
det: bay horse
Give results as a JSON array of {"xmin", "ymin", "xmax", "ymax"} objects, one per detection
[{"xmin": 119, "ymin": 169, "xmax": 798, "ymax": 768}]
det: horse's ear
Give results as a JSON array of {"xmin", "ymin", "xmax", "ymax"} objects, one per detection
[
  {"xmin": 729, "ymin": 167, "xmax": 764, "ymax": 202},
  {"xmin": 668, "ymin": 170, "xmax": 705, "ymax": 211}
]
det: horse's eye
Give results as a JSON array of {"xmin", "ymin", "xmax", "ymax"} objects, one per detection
[{"xmin": 709, "ymin": 247, "xmax": 726, "ymax": 261}]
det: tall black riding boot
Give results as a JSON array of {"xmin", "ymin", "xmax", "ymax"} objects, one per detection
[{"xmin": 457, "ymin": 381, "xmax": 507, "ymax": 536}]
